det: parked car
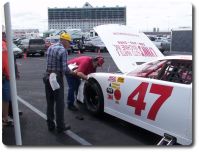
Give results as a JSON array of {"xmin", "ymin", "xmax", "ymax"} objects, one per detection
[
  {"xmin": 45, "ymin": 36, "xmax": 60, "ymax": 49},
  {"xmin": 70, "ymin": 38, "xmax": 85, "ymax": 53},
  {"xmin": 155, "ymin": 37, "xmax": 171, "ymax": 52},
  {"xmin": 147, "ymin": 36, "xmax": 170, "ymax": 53},
  {"xmin": 45, "ymin": 36, "xmax": 73, "ymax": 55},
  {"xmin": 77, "ymin": 24, "xmax": 192, "ymax": 145},
  {"xmin": 81, "ymin": 56, "xmax": 192, "ymax": 146},
  {"xmin": 12, "ymin": 43, "xmax": 23, "ymax": 58},
  {"xmin": 17, "ymin": 38, "xmax": 29, "ymax": 53},
  {"xmin": 27, "ymin": 39, "xmax": 46, "ymax": 56},
  {"xmin": 84, "ymin": 36, "xmax": 107, "ymax": 52}
]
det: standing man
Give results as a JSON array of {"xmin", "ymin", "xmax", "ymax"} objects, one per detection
[
  {"xmin": 66, "ymin": 56, "xmax": 104, "ymax": 111},
  {"xmin": 44, "ymin": 33, "xmax": 75, "ymax": 133},
  {"xmin": 2, "ymin": 31, "xmax": 13, "ymax": 126},
  {"xmin": 2, "ymin": 31, "xmax": 21, "ymax": 126}
]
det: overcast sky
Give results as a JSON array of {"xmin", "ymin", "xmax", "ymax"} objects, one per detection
[{"xmin": 1, "ymin": 0, "xmax": 193, "ymax": 33}]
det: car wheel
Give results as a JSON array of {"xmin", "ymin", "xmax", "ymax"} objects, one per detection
[
  {"xmin": 84, "ymin": 79, "xmax": 104, "ymax": 115},
  {"xmin": 40, "ymin": 52, "xmax": 44, "ymax": 56},
  {"xmin": 160, "ymin": 49, "xmax": 165, "ymax": 53},
  {"xmin": 80, "ymin": 49, "xmax": 84, "ymax": 53}
]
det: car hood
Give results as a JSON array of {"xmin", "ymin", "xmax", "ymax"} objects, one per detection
[
  {"xmin": 13, "ymin": 47, "xmax": 22, "ymax": 52},
  {"xmin": 94, "ymin": 24, "xmax": 164, "ymax": 73}
]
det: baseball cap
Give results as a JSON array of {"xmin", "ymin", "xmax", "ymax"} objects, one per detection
[{"xmin": 97, "ymin": 57, "xmax": 104, "ymax": 67}]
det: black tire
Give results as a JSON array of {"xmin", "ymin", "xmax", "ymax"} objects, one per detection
[
  {"xmin": 160, "ymin": 49, "xmax": 165, "ymax": 53},
  {"xmin": 40, "ymin": 52, "xmax": 44, "ymax": 56},
  {"xmin": 84, "ymin": 79, "xmax": 104, "ymax": 115},
  {"xmin": 80, "ymin": 49, "xmax": 84, "ymax": 53}
]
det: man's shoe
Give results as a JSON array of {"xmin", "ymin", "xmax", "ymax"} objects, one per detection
[
  {"xmin": 19, "ymin": 111, "xmax": 23, "ymax": 116},
  {"xmin": 57, "ymin": 124, "xmax": 71, "ymax": 133},
  {"xmin": 9, "ymin": 111, "xmax": 23, "ymax": 118},
  {"xmin": 48, "ymin": 125, "xmax": 55, "ymax": 132},
  {"xmin": 47, "ymin": 121, "xmax": 55, "ymax": 132},
  {"xmin": 68, "ymin": 105, "xmax": 79, "ymax": 111},
  {"xmin": 3, "ymin": 118, "xmax": 14, "ymax": 127}
]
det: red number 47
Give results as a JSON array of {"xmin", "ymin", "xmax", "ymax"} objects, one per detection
[{"xmin": 127, "ymin": 82, "xmax": 173, "ymax": 121}]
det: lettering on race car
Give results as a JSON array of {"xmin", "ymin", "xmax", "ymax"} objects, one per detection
[
  {"xmin": 113, "ymin": 41, "xmax": 157, "ymax": 57},
  {"xmin": 147, "ymin": 84, "xmax": 173, "ymax": 120},
  {"xmin": 127, "ymin": 82, "xmax": 173, "ymax": 121},
  {"xmin": 127, "ymin": 82, "xmax": 148, "ymax": 116}
]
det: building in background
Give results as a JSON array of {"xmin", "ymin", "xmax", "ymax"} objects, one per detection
[
  {"xmin": 13, "ymin": 29, "xmax": 40, "ymax": 39},
  {"xmin": 48, "ymin": 2, "xmax": 126, "ymax": 32}
]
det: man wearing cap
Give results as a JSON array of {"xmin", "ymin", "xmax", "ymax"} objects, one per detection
[
  {"xmin": 44, "ymin": 33, "xmax": 76, "ymax": 133},
  {"xmin": 66, "ymin": 56, "xmax": 104, "ymax": 111}
]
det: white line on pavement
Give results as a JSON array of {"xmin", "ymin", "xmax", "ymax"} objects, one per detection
[
  {"xmin": 17, "ymin": 96, "xmax": 92, "ymax": 146},
  {"xmin": 36, "ymin": 58, "xmax": 46, "ymax": 61}
]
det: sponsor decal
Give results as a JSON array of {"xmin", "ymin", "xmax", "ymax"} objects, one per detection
[
  {"xmin": 107, "ymin": 94, "xmax": 113, "ymax": 100},
  {"xmin": 111, "ymin": 82, "xmax": 120, "ymax": 89},
  {"xmin": 115, "ymin": 100, "xmax": 120, "ymax": 104},
  {"xmin": 117, "ymin": 77, "xmax": 125, "ymax": 83},
  {"xmin": 108, "ymin": 76, "xmax": 116, "ymax": 82},
  {"xmin": 111, "ymin": 85, "xmax": 120, "ymax": 90},
  {"xmin": 111, "ymin": 82, "xmax": 120, "ymax": 87},
  {"xmin": 114, "ymin": 89, "xmax": 121, "ymax": 101},
  {"xmin": 106, "ymin": 87, "xmax": 113, "ymax": 94}
]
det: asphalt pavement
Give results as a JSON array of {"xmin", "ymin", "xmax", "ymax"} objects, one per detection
[{"xmin": 3, "ymin": 51, "xmax": 190, "ymax": 146}]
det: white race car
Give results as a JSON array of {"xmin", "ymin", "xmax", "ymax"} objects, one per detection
[{"xmin": 77, "ymin": 24, "xmax": 192, "ymax": 145}]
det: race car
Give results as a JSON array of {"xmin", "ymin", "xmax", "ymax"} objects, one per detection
[{"xmin": 77, "ymin": 24, "xmax": 192, "ymax": 145}]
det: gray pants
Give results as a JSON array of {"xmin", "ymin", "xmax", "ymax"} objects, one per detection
[{"xmin": 44, "ymin": 73, "xmax": 65, "ymax": 129}]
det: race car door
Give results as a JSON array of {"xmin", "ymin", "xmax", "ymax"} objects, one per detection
[{"xmin": 105, "ymin": 60, "xmax": 192, "ymax": 145}]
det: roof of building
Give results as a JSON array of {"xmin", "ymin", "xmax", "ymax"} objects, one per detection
[{"xmin": 83, "ymin": 2, "xmax": 93, "ymax": 8}]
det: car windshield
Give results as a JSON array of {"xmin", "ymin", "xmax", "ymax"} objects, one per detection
[
  {"xmin": 128, "ymin": 60, "xmax": 166, "ymax": 77},
  {"xmin": 45, "ymin": 38, "xmax": 59, "ymax": 44},
  {"xmin": 127, "ymin": 59, "xmax": 192, "ymax": 84},
  {"xmin": 29, "ymin": 39, "xmax": 45, "ymax": 44},
  {"xmin": 20, "ymin": 39, "xmax": 29, "ymax": 44}
]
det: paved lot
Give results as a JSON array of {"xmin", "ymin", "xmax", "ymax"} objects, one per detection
[{"xmin": 3, "ymin": 51, "xmax": 191, "ymax": 146}]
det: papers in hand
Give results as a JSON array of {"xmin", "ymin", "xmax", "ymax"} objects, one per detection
[
  {"xmin": 49, "ymin": 73, "xmax": 60, "ymax": 91},
  {"xmin": 68, "ymin": 63, "xmax": 78, "ymax": 71}
]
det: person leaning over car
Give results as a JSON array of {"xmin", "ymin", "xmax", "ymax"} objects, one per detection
[
  {"xmin": 44, "ymin": 33, "xmax": 77, "ymax": 133},
  {"xmin": 66, "ymin": 56, "xmax": 104, "ymax": 111}
]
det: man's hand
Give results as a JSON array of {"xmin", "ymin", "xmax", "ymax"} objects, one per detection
[{"xmin": 72, "ymin": 70, "xmax": 88, "ymax": 80}]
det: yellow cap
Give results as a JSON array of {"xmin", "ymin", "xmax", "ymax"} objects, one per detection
[{"xmin": 60, "ymin": 33, "xmax": 72, "ymax": 42}]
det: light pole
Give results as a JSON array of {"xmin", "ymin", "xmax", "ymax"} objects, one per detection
[
  {"xmin": 167, "ymin": 16, "xmax": 170, "ymax": 32},
  {"xmin": 145, "ymin": 16, "xmax": 149, "ymax": 32}
]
